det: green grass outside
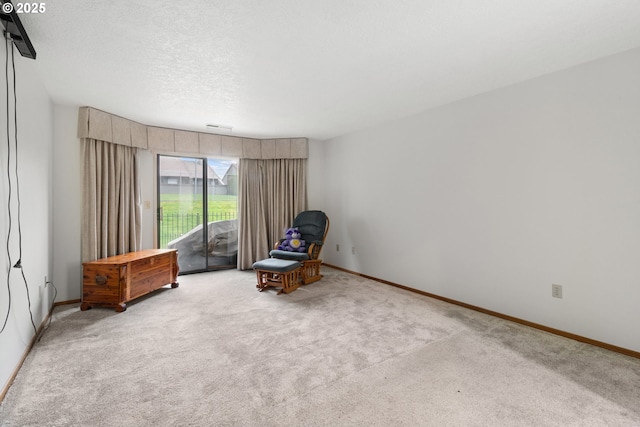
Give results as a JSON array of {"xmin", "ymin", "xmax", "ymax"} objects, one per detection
[
  {"xmin": 159, "ymin": 194, "xmax": 237, "ymax": 247},
  {"xmin": 160, "ymin": 193, "xmax": 237, "ymax": 216}
]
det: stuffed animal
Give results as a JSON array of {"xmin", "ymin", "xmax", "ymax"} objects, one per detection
[{"xmin": 277, "ymin": 227, "xmax": 307, "ymax": 252}]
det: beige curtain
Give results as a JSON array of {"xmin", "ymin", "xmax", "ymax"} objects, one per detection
[
  {"xmin": 81, "ymin": 138, "xmax": 141, "ymax": 262},
  {"xmin": 237, "ymin": 159, "xmax": 307, "ymax": 269}
]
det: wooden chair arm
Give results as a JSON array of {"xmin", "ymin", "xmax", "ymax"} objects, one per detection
[{"xmin": 307, "ymin": 242, "xmax": 324, "ymax": 260}]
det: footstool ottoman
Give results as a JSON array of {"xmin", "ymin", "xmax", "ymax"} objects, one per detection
[{"xmin": 252, "ymin": 258, "xmax": 302, "ymax": 294}]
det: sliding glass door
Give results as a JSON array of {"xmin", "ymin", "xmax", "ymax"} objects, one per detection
[{"xmin": 157, "ymin": 155, "xmax": 238, "ymax": 274}]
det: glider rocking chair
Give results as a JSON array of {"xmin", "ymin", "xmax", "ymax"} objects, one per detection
[{"xmin": 269, "ymin": 210, "xmax": 330, "ymax": 285}]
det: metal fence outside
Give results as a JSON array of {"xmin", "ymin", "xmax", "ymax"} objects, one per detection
[{"xmin": 160, "ymin": 211, "xmax": 237, "ymax": 248}]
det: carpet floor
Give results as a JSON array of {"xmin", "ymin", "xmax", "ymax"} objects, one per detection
[{"xmin": 1, "ymin": 267, "xmax": 639, "ymax": 426}]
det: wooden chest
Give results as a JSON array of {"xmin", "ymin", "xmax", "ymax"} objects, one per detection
[{"xmin": 81, "ymin": 249, "xmax": 179, "ymax": 312}]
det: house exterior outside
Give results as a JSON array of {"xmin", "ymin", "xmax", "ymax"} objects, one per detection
[{"xmin": 159, "ymin": 156, "xmax": 237, "ymax": 196}]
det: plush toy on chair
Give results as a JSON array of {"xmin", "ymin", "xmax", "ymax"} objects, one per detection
[
  {"xmin": 270, "ymin": 210, "xmax": 329, "ymax": 285},
  {"xmin": 276, "ymin": 227, "xmax": 307, "ymax": 253}
]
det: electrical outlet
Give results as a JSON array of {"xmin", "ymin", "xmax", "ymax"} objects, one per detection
[
  {"xmin": 352, "ymin": 246, "xmax": 356, "ymax": 255},
  {"xmin": 552, "ymin": 284, "xmax": 562, "ymax": 299},
  {"xmin": 336, "ymin": 244, "xmax": 340, "ymax": 252}
]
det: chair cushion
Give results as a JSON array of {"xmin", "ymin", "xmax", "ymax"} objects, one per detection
[
  {"xmin": 252, "ymin": 258, "xmax": 301, "ymax": 273},
  {"xmin": 269, "ymin": 250, "xmax": 310, "ymax": 261},
  {"xmin": 292, "ymin": 210, "xmax": 327, "ymax": 243}
]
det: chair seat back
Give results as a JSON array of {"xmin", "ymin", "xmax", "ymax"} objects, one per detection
[{"xmin": 292, "ymin": 210, "xmax": 328, "ymax": 245}]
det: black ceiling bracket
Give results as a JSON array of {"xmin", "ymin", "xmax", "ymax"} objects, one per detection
[{"xmin": 0, "ymin": 0, "xmax": 36, "ymax": 59}]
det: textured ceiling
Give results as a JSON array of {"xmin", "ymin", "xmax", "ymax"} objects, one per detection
[{"xmin": 20, "ymin": 0, "xmax": 640, "ymax": 140}]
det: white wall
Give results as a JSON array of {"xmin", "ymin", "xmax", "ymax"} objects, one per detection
[
  {"xmin": 0, "ymin": 49, "xmax": 54, "ymax": 393},
  {"xmin": 319, "ymin": 47, "xmax": 640, "ymax": 352},
  {"xmin": 307, "ymin": 138, "xmax": 325, "ymax": 210},
  {"xmin": 52, "ymin": 105, "xmax": 82, "ymax": 302}
]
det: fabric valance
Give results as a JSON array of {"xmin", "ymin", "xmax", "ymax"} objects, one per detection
[{"xmin": 77, "ymin": 106, "xmax": 308, "ymax": 159}]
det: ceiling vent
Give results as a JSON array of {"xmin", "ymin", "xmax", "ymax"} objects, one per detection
[{"xmin": 206, "ymin": 124, "xmax": 233, "ymax": 132}]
